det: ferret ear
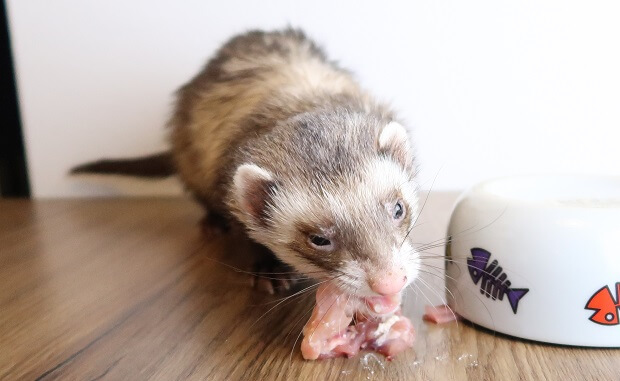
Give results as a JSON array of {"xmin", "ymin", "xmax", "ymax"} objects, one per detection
[
  {"xmin": 233, "ymin": 164, "xmax": 276, "ymax": 224},
  {"xmin": 377, "ymin": 121, "xmax": 412, "ymax": 168}
]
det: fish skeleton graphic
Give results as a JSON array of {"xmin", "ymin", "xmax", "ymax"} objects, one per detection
[
  {"xmin": 467, "ymin": 248, "xmax": 529, "ymax": 314},
  {"xmin": 585, "ymin": 283, "xmax": 620, "ymax": 325}
]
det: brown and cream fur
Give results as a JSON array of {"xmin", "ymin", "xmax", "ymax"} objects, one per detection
[
  {"xmin": 170, "ymin": 29, "xmax": 383, "ymax": 217},
  {"xmin": 76, "ymin": 28, "xmax": 421, "ymax": 300}
]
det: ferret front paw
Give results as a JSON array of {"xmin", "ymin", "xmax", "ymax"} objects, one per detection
[
  {"xmin": 199, "ymin": 212, "xmax": 230, "ymax": 237},
  {"xmin": 250, "ymin": 259, "xmax": 300, "ymax": 295}
]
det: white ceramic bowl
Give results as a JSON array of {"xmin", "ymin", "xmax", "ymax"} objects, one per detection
[{"xmin": 446, "ymin": 175, "xmax": 620, "ymax": 347}]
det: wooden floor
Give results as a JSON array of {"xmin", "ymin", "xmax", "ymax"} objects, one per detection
[{"xmin": 0, "ymin": 195, "xmax": 618, "ymax": 380}]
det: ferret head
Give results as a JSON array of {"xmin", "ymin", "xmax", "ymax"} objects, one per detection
[{"xmin": 230, "ymin": 111, "xmax": 419, "ymax": 302}]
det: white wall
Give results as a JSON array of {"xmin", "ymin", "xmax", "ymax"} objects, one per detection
[{"xmin": 7, "ymin": 0, "xmax": 620, "ymax": 198}]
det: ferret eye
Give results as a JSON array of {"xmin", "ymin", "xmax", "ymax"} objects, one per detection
[
  {"xmin": 393, "ymin": 200, "xmax": 405, "ymax": 220},
  {"xmin": 308, "ymin": 234, "xmax": 333, "ymax": 250}
]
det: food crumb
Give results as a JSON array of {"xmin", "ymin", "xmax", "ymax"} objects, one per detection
[{"xmin": 423, "ymin": 304, "xmax": 460, "ymax": 324}]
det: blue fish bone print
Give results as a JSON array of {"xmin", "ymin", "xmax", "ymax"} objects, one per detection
[{"xmin": 467, "ymin": 248, "xmax": 529, "ymax": 314}]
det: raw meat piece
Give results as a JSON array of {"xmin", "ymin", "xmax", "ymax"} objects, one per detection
[
  {"xmin": 355, "ymin": 311, "xmax": 416, "ymax": 359},
  {"xmin": 301, "ymin": 282, "xmax": 415, "ymax": 360},
  {"xmin": 422, "ymin": 304, "xmax": 460, "ymax": 324},
  {"xmin": 300, "ymin": 282, "xmax": 356, "ymax": 360}
]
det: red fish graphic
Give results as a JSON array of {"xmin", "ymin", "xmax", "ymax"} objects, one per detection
[{"xmin": 585, "ymin": 283, "xmax": 620, "ymax": 325}]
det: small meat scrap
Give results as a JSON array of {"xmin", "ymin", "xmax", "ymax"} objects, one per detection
[
  {"xmin": 422, "ymin": 304, "xmax": 460, "ymax": 324},
  {"xmin": 301, "ymin": 282, "xmax": 415, "ymax": 360}
]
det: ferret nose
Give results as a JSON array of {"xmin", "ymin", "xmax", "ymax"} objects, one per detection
[{"xmin": 369, "ymin": 269, "xmax": 407, "ymax": 296}]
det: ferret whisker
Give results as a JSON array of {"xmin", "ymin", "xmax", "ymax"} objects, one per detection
[
  {"xmin": 412, "ymin": 218, "xmax": 498, "ymax": 253},
  {"xmin": 417, "ymin": 270, "xmax": 458, "ymax": 287},
  {"xmin": 415, "ymin": 268, "xmax": 458, "ymax": 298},
  {"xmin": 400, "ymin": 167, "xmax": 440, "ymax": 249},
  {"xmin": 416, "ymin": 268, "xmax": 502, "ymax": 332},
  {"xmin": 417, "ymin": 267, "xmax": 460, "ymax": 283},
  {"xmin": 419, "ymin": 256, "xmax": 513, "ymax": 279},
  {"xmin": 416, "ymin": 265, "xmax": 447, "ymax": 279},
  {"xmin": 454, "ymin": 282, "xmax": 498, "ymax": 333},
  {"xmin": 289, "ymin": 285, "xmax": 344, "ymax": 364},
  {"xmin": 202, "ymin": 256, "xmax": 304, "ymax": 280},
  {"xmin": 417, "ymin": 243, "xmax": 447, "ymax": 251},
  {"xmin": 415, "ymin": 266, "xmax": 444, "ymax": 279},
  {"xmin": 408, "ymin": 281, "xmax": 436, "ymax": 318},
  {"xmin": 398, "ymin": 167, "xmax": 421, "ymax": 188},
  {"xmin": 416, "ymin": 269, "xmax": 459, "ymax": 292},
  {"xmin": 417, "ymin": 252, "xmax": 450, "ymax": 258},
  {"xmin": 339, "ymin": 293, "xmax": 353, "ymax": 338},
  {"xmin": 418, "ymin": 254, "xmax": 528, "ymax": 281},
  {"xmin": 252, "ymin": 281, "xmax": 319, "ymax": 306},
  {"xmin": 415, "ymin": 206, "xmax": 508, "ymax": 253},
  {"xmin": 253, "ymin": 271, "xmax": 322, "ymax": 275},
  {"xmin": 409, "ymin": 221, "xmax": 429, "ymax": 231},
  {"xmin": 415, "ymin": 274, "xmax": 448, "ymax": 306},
  {"xmin": 249, "ymin": 282, "xmax": 324, "ymax": 330},
  {"xmin": 249, "ymin": 275, "xmax": 342, "ymax": 329},
  {"xmin": 203, "ymin": 255, "xmax": 330, "ymax": 281},
  {"xmin": 417, "ymin": 261, "xmax": 447, "ymax": 271},
  {"xmin": 307, "ymin": 291, "xmax": 341, "ymax": 342},
  {"xmin": 283, "ymin": 293, "xmax": 315, "ymax": 343},
  {"xmin": 288, "ymin": 296, "xmax": 318, "ymax": 364}
]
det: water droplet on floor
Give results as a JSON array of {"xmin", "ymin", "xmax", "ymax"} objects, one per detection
[
  {"xmin": 360, "ymin": 353, "xmax": 385, "ymax": 379},
  {"xmin": 456, "ymin": 353, "xmax": 478, "ymax": 367},
  {"xmin": 361, "ymin": 353, "xmax": 385, "ymax": 369}
]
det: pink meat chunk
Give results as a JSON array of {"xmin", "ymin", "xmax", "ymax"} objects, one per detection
[
  {"xmin": 301, "ymin": 282, "xmax": 415, "ymax": 360},
  {"xmin": 422, "ymin": 304, "xmax": 460, "ymax": 324}
]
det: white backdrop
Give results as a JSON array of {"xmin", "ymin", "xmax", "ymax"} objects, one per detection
[{"xmin": 7, "ymin": 0, "xmax": 620, "ymax": 198}]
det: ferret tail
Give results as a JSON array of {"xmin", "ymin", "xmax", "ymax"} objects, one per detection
[{"xmin": 70, "ymin": 152, "xmax": 175, "ymax": 178}]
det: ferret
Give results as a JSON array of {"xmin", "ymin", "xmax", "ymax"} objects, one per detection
[{"xmin": 73, "ymin": 28, "xmax": 421, "ymax": 304}]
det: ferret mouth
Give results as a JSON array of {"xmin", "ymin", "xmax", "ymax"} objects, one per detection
[
  {"xmin": 362, "ymin": 294, "xmax": 402, "ymax": 315},
  {"xmin": 329, "ymin": 281, "xmax": 403, "ymax": 316}
]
